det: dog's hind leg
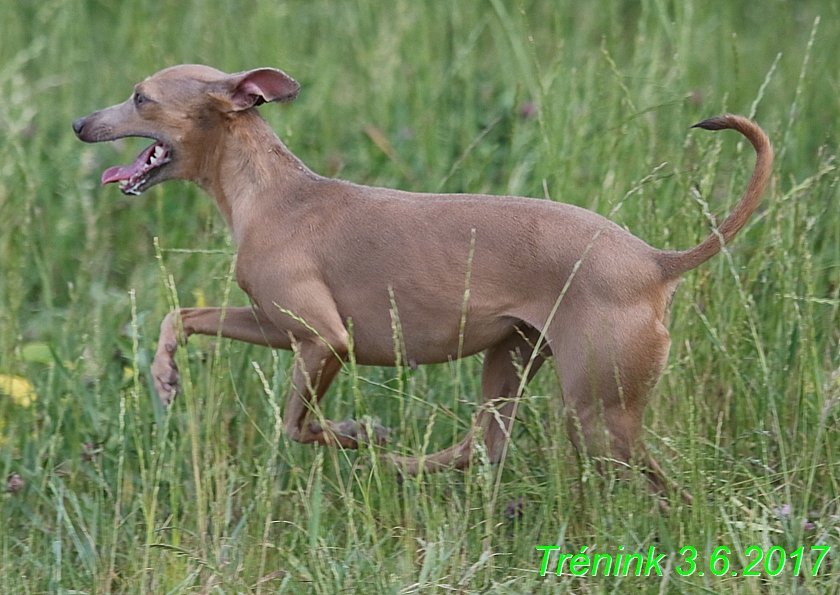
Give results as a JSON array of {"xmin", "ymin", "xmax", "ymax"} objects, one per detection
[
  {"xmin": 391, "ymin": 325, "xmax": 549, "ymax": 474},
  {"xmin": 550, "ymin": 314, "xmax": 688, "ymax": 501}
]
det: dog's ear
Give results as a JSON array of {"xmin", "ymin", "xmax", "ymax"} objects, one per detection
[{"xmin": 209, "ymin": 68, "xmax": 300, "ymax": 111}]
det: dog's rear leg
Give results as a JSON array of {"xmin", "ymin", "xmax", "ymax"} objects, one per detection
[
  {"xmin": 391, "ymin": 325, "xmax": 548, "ymax": 474},
  {"xmin": 554, "ymin": 320, "xmax": 691, "ymax": 504}
]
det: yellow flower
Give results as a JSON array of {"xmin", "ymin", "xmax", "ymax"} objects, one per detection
[
  {"xmin": 0, "ymin": 374, "xmax": 37, "ymax": 407},
  {"xmin": 193, "ymin": 288, "xmax": 207, "ymax": 308}
]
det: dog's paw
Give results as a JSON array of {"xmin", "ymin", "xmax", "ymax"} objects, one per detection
[
  {"xmin": 151, "ymin": 342, "xmax": 180, "ymax": 406},
  {"xmin": 332, "ymin": 418, "xmax": 391, "ymax": 446},
  {"xmin": 362, "ymin": 422, "xmax": 391, "ymax": 446}
]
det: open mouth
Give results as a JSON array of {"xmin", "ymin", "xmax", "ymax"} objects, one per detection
[{"xmin": 101, "ymin": 141, "xmax": 171, "ymax": 195}]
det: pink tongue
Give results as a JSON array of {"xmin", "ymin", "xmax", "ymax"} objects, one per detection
[{"xmin": 101, "ymin": 143, "xmax": 157, "ymax": 185}]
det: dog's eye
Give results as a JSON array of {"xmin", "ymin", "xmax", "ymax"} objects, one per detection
[{"xmin": 134, "ymin": 92, "xmax": 148, "ymax": 106}]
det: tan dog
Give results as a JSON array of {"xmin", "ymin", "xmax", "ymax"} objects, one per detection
[{"xmin": 73, "ymin": 65, "xmax": 772, "ymax": 495}]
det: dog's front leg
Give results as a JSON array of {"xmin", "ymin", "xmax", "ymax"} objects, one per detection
[
  {"xmin": 152, "ymin": 306, "xmax": 292, "ymax": 404},
  {"xmin": 280, "ymin": 337, "xmax": 390, "ymax": 448}
]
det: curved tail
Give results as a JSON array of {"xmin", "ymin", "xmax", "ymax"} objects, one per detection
[{"xmin": 656, "ymin": 114, "xmax": 773, "ymax": 279}]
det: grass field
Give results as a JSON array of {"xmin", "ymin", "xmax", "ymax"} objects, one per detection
[{"xmin": 2, "ymin": 0, "xmax": 840, "ymax": 592}]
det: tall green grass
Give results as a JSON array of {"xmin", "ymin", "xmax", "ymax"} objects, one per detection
[{"xmin": 1, "ymin": 0, "xmax": 839, "ymax": 592}]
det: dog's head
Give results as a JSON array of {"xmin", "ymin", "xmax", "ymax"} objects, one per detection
[{"xmin": 72, "ymin": 65, "xmax": 299, "ymax": 195}]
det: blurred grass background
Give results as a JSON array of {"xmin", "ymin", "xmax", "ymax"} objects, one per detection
[{"xmin": 2, "ymin": 0, "xmax": 840, "ymax": 592}]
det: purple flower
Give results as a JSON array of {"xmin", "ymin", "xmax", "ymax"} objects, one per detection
[
  {"xmin": 519, "ymin": 101, "xmax": 537, "ymax": 119},
  {"xmin": 773, "ymin": 504, "xmax": 791, "ymax": 518},
  {"xmin": 6, "ymin": 473, "xmax": 24, "ymax": 495},
  {"xmin": 505, "ymin": 498, "xmax": 525, "ymax": 520}
]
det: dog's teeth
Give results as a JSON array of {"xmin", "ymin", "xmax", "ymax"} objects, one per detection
[{"xmin": 148, "ymin": 146, "xmax": 164, "ymax": 165}]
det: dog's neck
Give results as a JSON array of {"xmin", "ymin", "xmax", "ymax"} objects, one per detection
[{"xmin": 195, "ymin": 109, "xmax": 321, "ymax": 239}]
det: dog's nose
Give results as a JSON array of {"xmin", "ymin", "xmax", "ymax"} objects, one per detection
[{"xmin": 72, "ymin": 117, "xmax": 86, "ymax": 136}]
